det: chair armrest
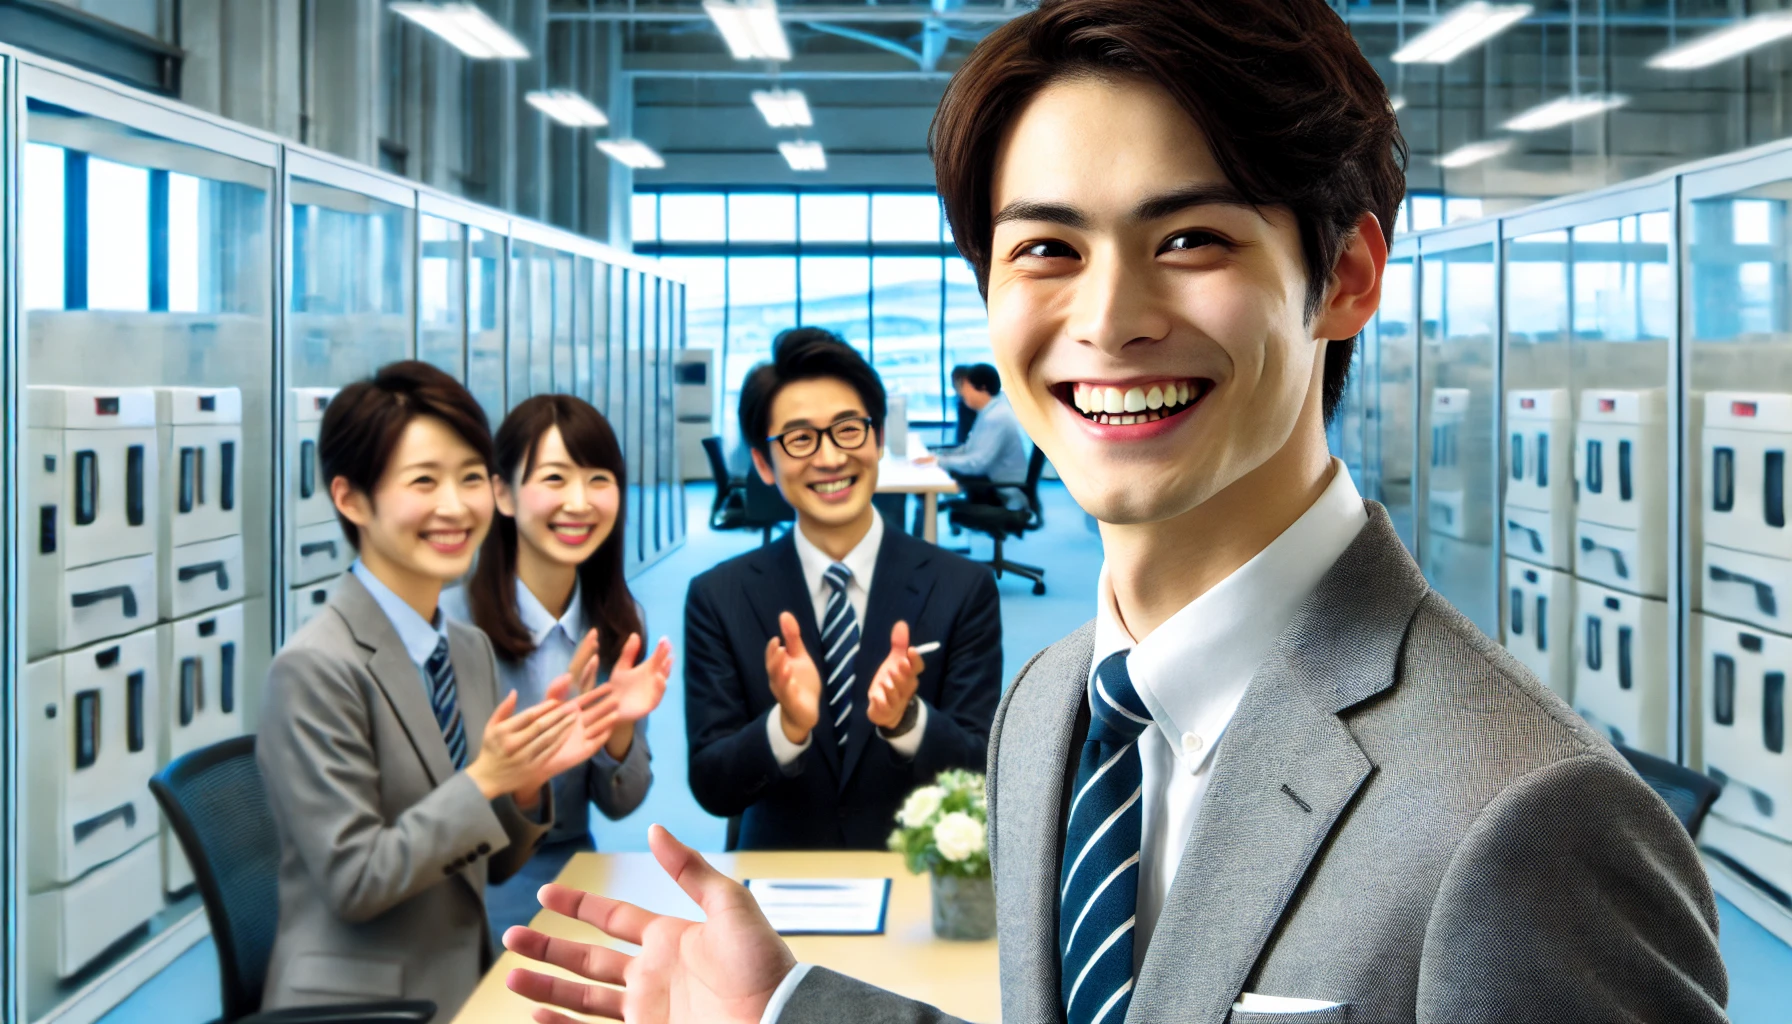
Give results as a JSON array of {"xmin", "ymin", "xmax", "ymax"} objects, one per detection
[{"xmin": 236, "ymin": 1000, "xmax": 437, "ymax": 1024}]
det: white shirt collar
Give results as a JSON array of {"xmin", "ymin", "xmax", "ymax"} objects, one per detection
[
  {"xmin": 514, "ymin": 576, "xmax": 587, "ymax": 648},
  {"xmin": 350, "ymin": 559, "xmax": 448, "ymax": 668},
  {"xmin": 792, "ymin": 509, "xmax": 885, "ymax": 602},
  {"xmin": 1091, "ymin": 459, "xmax": 1369, "ymax": 771}
]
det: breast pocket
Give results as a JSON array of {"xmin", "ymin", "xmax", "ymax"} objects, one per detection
[
  {"xmin": 286, "ymin": 952, "xmax": 404, "ymax": 999},
  {"xmin": 1226, "ymin": 997, "xmax": 1349, "ymax": 1024}
]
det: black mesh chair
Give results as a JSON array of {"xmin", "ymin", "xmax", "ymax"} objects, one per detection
[
  {"xmin": 701, "ymin": 436, "xmax": 748, "ymax": 531},
  {"xmin": 150, "ymin": 736, "xmax": 436, "ymax": 1024},
  {"xmin": 948, "ymin": 447, "xmax": 1048, "ymax": 595},
  {"xmin": 1616, "ymin": 744, "xmax": 1722, "ymax": 837},
  {"xmin": 743, "ymin": 470, "xmax": 796, "ymax": 545}
]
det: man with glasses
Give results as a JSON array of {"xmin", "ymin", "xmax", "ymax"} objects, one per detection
[{"xmin": 682, "ymin": 327, "xmax": 1004, "ymax": 849}]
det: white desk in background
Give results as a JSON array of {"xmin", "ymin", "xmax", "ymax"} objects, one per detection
[{"xmin": 877, "ymin": 457, "xmax": 959, "ymax": 544}]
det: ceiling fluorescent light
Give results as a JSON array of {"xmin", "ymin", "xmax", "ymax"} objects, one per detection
[
  {"xmin": 1437, "ymin": 138, "xmax": 1514, "ymax": 168},
  {"xmin": 526, "ymin": 90, "xmax": 609, "ymax": 128},
  {"xmin": 597, "ymin": 139, "xmax": 665, "ymax": 170},
  {"xmin": 779, "ymin": 140, "xmax": 827, "ymax": 171},
  {"xmin": 1502, "ymin": 94, "xmax": 1627, "ymax": 132},
  {"xmin": 703, "ymin": 0, "xmax": 792, "ymax": 62},
  {"xmin": 391, "ymin": 3, "xmax": 530, "ymax": 60},
  {"xmin": 1648, "ymin": 12, "xmax": 1792, "ymax": 70},
  {"xmin": 752, "ymin": 88, "xmax": 812, "ymax": 128},
  {"xmin": 1393, "ymin": 3, "xmax": 1532, "ymax": 64}
]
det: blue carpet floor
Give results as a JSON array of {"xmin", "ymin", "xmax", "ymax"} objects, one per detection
[{"xmin": 100, "ymin": 481, "xmax": 1791, "ymax": 1023}]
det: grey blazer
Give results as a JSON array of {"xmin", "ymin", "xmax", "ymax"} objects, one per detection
[
  {"xmin": 256, "ymin": 573, "xmax": 552, "ymax": 1016},
  {"xmin": 782, "ymin": 503, "xmax": 1729, "ymax": 1024}
]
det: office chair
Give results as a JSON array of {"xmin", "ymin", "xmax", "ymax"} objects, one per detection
[
  {"xmin": 1616, "ymin": 744, "xmax": 1721, "ymax": 838},
  {"xmin": 701, "ymin": 436, "xmax": 748, "ymax": 531},
  {"xmin": 742, "ymin": 470, "xmax": 796, "ymax": 545},
  {"xmin": 150, "ymin": 736, "xmax": 437, "ymax": 1024},
  {"xmin": 948, "ymin": 447, "xmax": 1048, "ymax": 595}
]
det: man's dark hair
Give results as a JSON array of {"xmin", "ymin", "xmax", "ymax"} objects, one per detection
[
  {"xmin": 739, "ymin": 327, "xmax": 888, "ymax": 460},
  {"xmin": 950, "ymin": 364, "xmax": 971, "ymax": 384},
  {"xmin": 930, "ymin": 0, "xmax": 1406, "ymax": 423},
  {"xmin": 962, "ymin": 364, "xmax": 1001, "ymax": 396},
  {"xmin": 318, "ymin": 360, "xmax": 496, "ymax": 549}
]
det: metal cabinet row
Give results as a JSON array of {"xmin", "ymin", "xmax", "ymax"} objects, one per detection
[{"xmin": 1, "ymin": 50, "xmax": 684, "ymax": 1024}]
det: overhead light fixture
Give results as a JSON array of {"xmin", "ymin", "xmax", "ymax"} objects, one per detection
[
  {"xmin": 1437, "ymin": 138, "xmax": 1514, "ymax": 168},
  {"xmin": 1647, "ymin": 12, "xmax": 1792, "ymax": 70},
  {"xmin": 1502, "ymin": 94, "xmax": 1627, "ymax": 132},
  {"xmin": 779, "ymin": 140, "xmax": 827, "ymax": 171},
  {"xmin": 752, "ymin": 88, "xmax": 812, "ymax": 128},
  {"xmin": 704, "ymin": 0, "xmax": 791, "ymax": 62},
  {"xmin": 597, "ymin": 139, "xmax": 665, "ymax": 170},
  {"xmin": 525, "ymin": 90, "xmax": 609, "ymax": 128},
  {"xmin": 1393, "ymin": 2, "xmax": 1532, "ymax": 64},
  {"xmin": 391, "ymin": 2, "xmax": 530, "ymax": 60}
]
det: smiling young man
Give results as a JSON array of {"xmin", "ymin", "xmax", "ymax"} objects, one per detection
[
  {"xmin": 501, "ymin": 3, "xmax": 1730, "ymax": 1022},
  {"xmin": 682, "ymin": 328, "xmax": 1003, "ymax": 850}
]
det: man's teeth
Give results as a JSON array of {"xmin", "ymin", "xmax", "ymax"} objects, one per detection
[
  {"xmin": 813, "ymin": 479, "xmax": 852, "ymax": 495},
  {"xmin": 1070, "ymin": 381, "xmax": 1198, "ymax": 423}
]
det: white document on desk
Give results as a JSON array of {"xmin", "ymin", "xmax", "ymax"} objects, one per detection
[{"xmin": 744, "ymin": 878, "xmax": 891, "ymax": 935}]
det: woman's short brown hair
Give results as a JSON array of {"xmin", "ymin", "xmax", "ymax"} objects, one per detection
[
  {"xmin": 930, "ymin": 0, "xmax": 1407, "ymax": 421},
  {"xmin": 318, "ymin": 360, "xmax": 496, "ymax": 550}
]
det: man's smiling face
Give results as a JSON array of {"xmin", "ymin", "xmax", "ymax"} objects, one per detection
[
  {"xmin": 985, "ymin": 74, "xmax": 1349, "ymax": 527},
  {"xmin": 753, "ymin": 376, "xmax": 883, "ymax": 531}
]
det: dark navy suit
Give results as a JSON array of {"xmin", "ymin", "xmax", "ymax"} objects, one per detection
[{"xmin": 684, "ymin": 518, "xmax": 1003, "ymax": 849}]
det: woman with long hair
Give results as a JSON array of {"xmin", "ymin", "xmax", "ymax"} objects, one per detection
[{"xmin": 441, "ymin": 393, "xmax": 671, "ymax": 934}]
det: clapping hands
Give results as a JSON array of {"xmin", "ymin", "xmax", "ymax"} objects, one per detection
[{"xmin": 548, "ymin": 628, "xmax": 673, "ymax": 762}]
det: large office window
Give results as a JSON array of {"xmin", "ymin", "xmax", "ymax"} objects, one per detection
[{"xmin": 635, "ymin": 189, "xmax": 989, "ymax": 435}]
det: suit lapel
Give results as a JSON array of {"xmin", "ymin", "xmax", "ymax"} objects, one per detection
[
  {"xmin": 1127, "ymin": 503, "xmax": 1429, "ymax": 1023},
  {"xmin": 839, "ymin": 529, "xmax": 934, "ymax": 790},
  {"xmin": 447, "ymin": 622, "xmax": 496, "ymax": 893},
  {"xmin": 747, "ymin": 538, "xmax": 841, "ymax": 779},
  {"xmin": 331, "ymin": 573, "xmax": 456, "ymax": 790}
]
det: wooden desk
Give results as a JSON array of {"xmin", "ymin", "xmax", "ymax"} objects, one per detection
[
  {"xmin": 455, "ymin": 851, "xmax": 1000, "ymax": 1024},
  {"xmin": 876, "ymin": 458, "xmax": 960, "ymax": 544}
]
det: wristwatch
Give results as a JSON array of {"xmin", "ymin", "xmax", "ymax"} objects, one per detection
[{"xmin": 878, "ymin": 696, "xmax": 921, "ymax": 739}]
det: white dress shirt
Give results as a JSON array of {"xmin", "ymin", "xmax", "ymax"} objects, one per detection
[
  {"xmin": 767, "ymin": 510, "xmax": 928, "ymax": 766},
  {"xmin": 762, "ymin": 461, "xmax": 1368, "ymax": 1023},
  {"xmin": 1089, "ymin": 458, "xmax": 1367, "ymax": 972},
  {"xmin": 350, "ymin": 560, "xmax": 449, "ymax": 684}
]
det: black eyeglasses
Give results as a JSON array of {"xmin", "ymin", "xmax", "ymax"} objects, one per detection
[{"xmin": 767, "ymin": 417, "xmax": 875, "ymax": 459}]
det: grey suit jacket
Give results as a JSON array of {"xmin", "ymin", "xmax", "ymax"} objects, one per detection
[
  {"xmin": 783, "ymin": 502, "xmax": 1729, "ymax": 1023},
  {"xmin": 257, "ymin": 573, "xmax": 552, "ymax": 1016}
]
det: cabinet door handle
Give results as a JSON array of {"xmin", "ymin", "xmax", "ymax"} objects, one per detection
[
  {"xmin": 220, "ymin": 440, "xmax": 236, "ymax": 511},
  {"xmin": 1510, "ymin": 433, "xmax": 1523, "ymax": 481},
  {"xmin": 1579, "ymin": 535, "xmax": 1629, "ymax": 580},
  {"xmin": 1618, "ymin": 626, "xmax": 1634, "ymax": 691},
  {"xmin": 179, "ymin": 656, "xmax": 201, "ymax": 726},
  {"xmin": 1618, "ymin": 440, "xmax": 1633, "ymax": 502},
  {"xmin": 1586, "ymin": 440, "xmax": 1603, "ymax": 494},
  {"xmin": 179, "ymin": 447, "xmax": 196, "ymax": 513},
  {"xmin": 1509, "ymin": 587, "xmax": 1525, "ymax": 636},
  {"xmin": 74, "ymin": 450, "xmax": 97, "ymax": 525},
  {"xmin": 71, "ymin": 584, "xmax": 139, "ymax": 619},
  {"xmin": 127, "ymin": 669, "xmax": 145, "ymax": 753},
  {"xmin": 72, "ymin": 801, "xmax": 136, "ymax": 843},
  {"xmin": 1709, "ymin": 564, "xmax": 1778, "ymax": 618},
  {"xmin": 1768, "ymin": 451, "xmax": 1785, "ymax": 530},
  {"xmin": 126, "ymin": 444, "xmax": 145, "ymax": 527},
  {"xmin": 1767, "ymin": 671, "xmax": 1786, "ymax": 756},
  {"xmin": 220, "ymin": 641, "xmax": 236, "ymax": 714},
  {"xmin": 1536, "ymin": 432, "xmax": 1550, "ymax": 488},
  {"xmin": 300, "ymin": 439, "xmax": 317, "ymax": 499},
  {"xmin": 299, "ymin": 540, "xmax": 339, "ymax": 560},
  {"xmin": 1585, "ymin": 615, "xmax": 1603, "ymax": 671},
  {"xmin": 1714, "ymin": 447, "xmax": 1735, "ymax": 512},
  {"xmin": 74, "ymin": 689, "xmax": 99, "ymax": 769},
  {"xmin": 1536, "ymin": 595, "xmax": 1548, "ymax": 652},
  {"xmin": 1506, "ymin": 519, "xmax": 1544, "ymax": 555},
  {"xmin": 1714, "ymin": 654, "xmax": 1736, "ymax": 726},
  {"xmin": 39, "ymin": 504, "xmax": 56, "ymax": 554},
  {"xmin": 177, "ymin": 560, "xmax": 230, "ymax": 592}
]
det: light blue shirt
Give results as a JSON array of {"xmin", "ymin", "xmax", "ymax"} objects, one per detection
[
  {"xmin": 350, "ymin": 560, "xmax": 449, "ymax": 686},
  {"xmin": 935, "ymin": 392, "xmax": 1030, "ymax": 483}
]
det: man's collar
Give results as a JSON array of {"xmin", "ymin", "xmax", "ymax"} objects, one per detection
[
  {"xmin": 793, "ymin": 509, "xmax": 886, "ymax": 590},
  {"xmin": 1090, "ymin": 459, "xmax": 1369, "ymax": 760}
]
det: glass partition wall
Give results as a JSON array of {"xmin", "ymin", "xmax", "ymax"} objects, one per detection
[
  {"xmin": 16, "ymin": 68, "xmax": 277, "ymax": 1022},
  {"xmin": 1, "ymin": 53, "xmax": 686, "ymax": 1024}
]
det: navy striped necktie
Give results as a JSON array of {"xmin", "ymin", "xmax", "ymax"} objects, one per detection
[
  {"xmin": 425, "ymin": 637, "xmax": 469, "ymax": 769},
  {"xmin": 1060, "ymin": 650, "xmax": 1150, "ymax": 1024},
  {"xmin": 820, "ymin": 563, "xmax": 861, "ymax": 748}
]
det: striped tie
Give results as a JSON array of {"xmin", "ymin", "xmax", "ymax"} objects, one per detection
[
  {"xmin": 1059, "ymin": 650, "xmax": 1149, "ymax": 1024},
  {"xmin": 425, "ymin": 637, "xmax": 469, "ymax": 769},
  {"xmin": 820, "ymin": 563, "xmax": 861, "ymax": 749}
]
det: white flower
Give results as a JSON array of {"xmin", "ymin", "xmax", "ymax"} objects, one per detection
[
  {"xmin": 898, "ymin": 786, "xmax": 946, "ymax": 829},
  {"xmin": 933, "ymin": 812, "xmax": 986, "ymax": 863}
]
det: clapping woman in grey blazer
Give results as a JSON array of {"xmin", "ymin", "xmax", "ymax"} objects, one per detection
[
  {"xmin": 257, "ymin": 363, "xmax": 619, "ymax": 1019},
  {"xmin": 442, "ymin": 394, "xmax": 672, "ymax": 936}
]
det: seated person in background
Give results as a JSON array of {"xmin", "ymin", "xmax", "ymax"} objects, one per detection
[
  {"xmin": 684, "ymin": 328, "xmax": 1004, "ymax": 850},
  {"xmin": 949, "ymin": 364, "xmax": 977, "ymax": 445},
  {"xmin": 441, "ymin": 393, "xmax": 673, "ymax": 937},
  {"xmin": 921, "ymin": 362, "xmax": 1029, "ymax": 484},
  {"xmin": 257, "ymin": 362, "xmax": 617, "ymax": 1017}
]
